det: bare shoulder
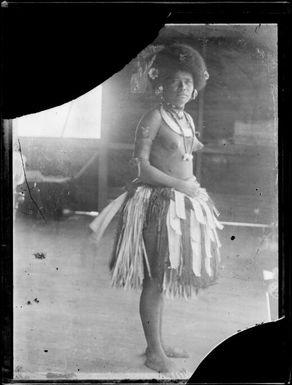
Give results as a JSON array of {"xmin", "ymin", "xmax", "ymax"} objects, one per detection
[
  {"xmin": 184, "ymin": 111, "xmax": 195, "ymax": 128},
  {"xmin": 136, "ymin": 108, "xmax": 162, "ymax": 139},
  {"xmin": 139, "ymin": 108, "xmax": 162, "ymax": 128},
  {"xmin": 184, "ymin": 111, "xmax": 194, "ymax": 121}
]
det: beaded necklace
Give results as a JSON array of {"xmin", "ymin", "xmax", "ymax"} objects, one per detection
[{"xmin": 162, "ymin": 102, "xmax": 195, "ymax": 161}]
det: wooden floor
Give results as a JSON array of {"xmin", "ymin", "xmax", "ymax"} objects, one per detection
[{"xmin": 13, "ymin": 214, "xmax": 278, "ymax": 381}]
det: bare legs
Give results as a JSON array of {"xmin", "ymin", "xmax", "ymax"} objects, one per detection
[
  {"xmin": 139, "ymin": 275, "xmax": 174, "ymax": 373},
  {"xmin": 139, "ymin": 274, "xmax": 189, "ymax": 373},
  {"xmin": 159, "ymin": 298, "xmax": 189, "ymax": 359}
]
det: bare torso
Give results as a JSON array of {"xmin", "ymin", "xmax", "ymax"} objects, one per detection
[{"xmin": 149, "ymin": 118, "xmax": 201, "ymax": 181}]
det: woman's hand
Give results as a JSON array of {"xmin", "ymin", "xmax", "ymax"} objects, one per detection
[{"xmin": 176, "ymin": 176, "xmax": 201, "ymax": 198}]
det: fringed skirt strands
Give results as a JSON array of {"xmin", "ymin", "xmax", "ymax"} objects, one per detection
[{"xmin": 90, "ymin": 181, "xmax": 223, "ymax": 299}]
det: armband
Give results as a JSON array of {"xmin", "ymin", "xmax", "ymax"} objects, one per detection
[{"xmin": 129, "ymin": 157, "xmax": 141, "ymax": 178}]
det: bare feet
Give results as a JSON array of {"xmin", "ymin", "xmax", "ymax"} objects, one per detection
[
  {"xmin": 162, "ymin": 345, "xmax": 189, "ymax": 358},
  {"xmin": 145, "ymin": 346, "xmax": 189, "ymax": 359},
  {"xmin": 145, "ymin": 351, "xmax": 176, "ymax": 373}
]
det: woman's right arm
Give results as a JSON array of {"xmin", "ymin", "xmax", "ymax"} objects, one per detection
[{"xmin": 132, "ymin": 109, "xmax": 200, "ymax": 197}]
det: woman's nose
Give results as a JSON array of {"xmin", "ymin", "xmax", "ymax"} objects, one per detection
[{"xmin": 178, "ymin": 81, "xmax": 186, "ymax": 90}]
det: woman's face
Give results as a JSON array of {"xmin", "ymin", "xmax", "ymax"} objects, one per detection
[{"xmin": 163, "ymin": 70, "xmax": 194, "ymax": 108}]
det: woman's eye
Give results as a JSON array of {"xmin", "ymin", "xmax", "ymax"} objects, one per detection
[{"xmin": 167, "ymin": 78, "xmax": 193, "ymax": 88}]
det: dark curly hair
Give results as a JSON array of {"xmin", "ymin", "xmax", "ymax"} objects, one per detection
[{"xmin": 148, "ymin": 43, "xmax": 209, "ymax": 92}]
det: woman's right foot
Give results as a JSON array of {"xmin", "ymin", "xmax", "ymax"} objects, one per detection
[{"xmin": 145, "ymin": 351, "xmax": 176, "ymax": 373}]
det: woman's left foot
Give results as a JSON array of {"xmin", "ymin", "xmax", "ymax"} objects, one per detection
[{"xmin": 145, "ymin": 346, "xmax": 189, "ymax": 359}]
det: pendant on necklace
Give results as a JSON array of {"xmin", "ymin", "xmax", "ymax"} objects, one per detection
[{"xmin": 183, "ymin": 153, "xmax": 193, "ymax": 161}]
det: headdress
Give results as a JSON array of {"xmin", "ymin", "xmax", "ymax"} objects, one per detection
[{"xmin": 147, "ymin": 43, "xmax": 209, "ymax": 92}]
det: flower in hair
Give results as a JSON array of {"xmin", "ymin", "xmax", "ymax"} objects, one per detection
[
  {"xmin": 154, "ymin": 85, "xmax": 163, "ymax": 96},
  {"xmin": 148, "ymin": 67, "xmax": 159, "ymax": 80}
]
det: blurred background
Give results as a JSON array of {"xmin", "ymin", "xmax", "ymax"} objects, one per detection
[
  {"xmin": 12, "ymin": 24, "xmax": 278, "ymax": 380},
  {"xmin": 13, "ymin": 24, "xmax": 277, "ymax": 225}
]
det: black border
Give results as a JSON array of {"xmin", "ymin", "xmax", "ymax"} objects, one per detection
[{"xmin": 1, "ymin": 1, "xmax": 291, "ymax": 384}]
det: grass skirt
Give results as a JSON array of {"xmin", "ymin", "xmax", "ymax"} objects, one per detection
[{"xmin": 90, "ymin": 181, "xmax": 223, "ymax": 299}]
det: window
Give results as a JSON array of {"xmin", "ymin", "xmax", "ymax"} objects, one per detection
[{"xmin": 14, "ymin": 86, "xmax": 102, "ymax": 139}]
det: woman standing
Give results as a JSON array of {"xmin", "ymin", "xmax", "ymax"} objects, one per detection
[{"xmin": 90, "ymin": 43, "xmax": 223, "ymax": 374}]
